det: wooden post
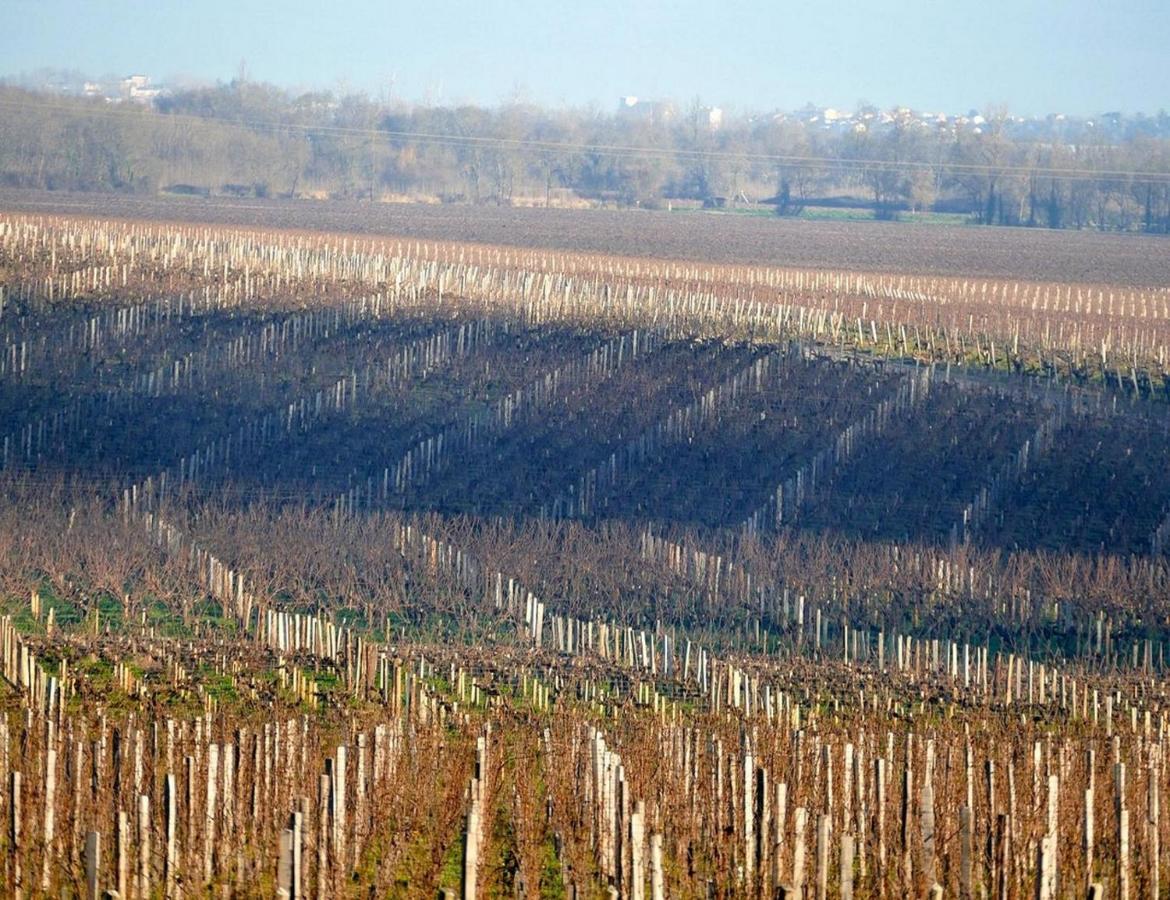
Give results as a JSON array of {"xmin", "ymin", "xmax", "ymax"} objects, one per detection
[
  {"xmin": 1084, "ymin": 787, "xmax": 1094, "ymax": 891},
  {"xmin": 116, "ymin": 810, "xmax": 129, "ymax": 899},
  {"xmin": 41, "ymin": 740, "xmax": 57, "ymax": 892},
  {"xmin": 650, "ymin": 833, "xmax": 664, "ymax": 900},
  {"xmin": 853, "ymin": 742, "xmax": 866, "ymax": 883},
  {"xmin": 71, "ymin": 736, "xmax": 83, "ymax": 864},
  {"xmin": 291, "ymin": 810, "xmax": 303, "ymax": 899},
  {"xmin": 138, "ymin": 794, "xmax": 151, "ymax": 900},
  {"xmin": 184, "ymin": 755, "xmax": 195, "ymax": 867},
  {"xmin": 758, "ymin": 765, "xmax": 769, "ymax": 893},
  {"xmin": 1119, "ymin": 808, "xmax": 1130, "ymax": 900},
  {"xmin": 204, "ymin": 743, "xmax": 218, "ymax": 883},
  {"xmin": 815, "ymin": 812, "xmax": 830, "ymax": 900},
  {"xmin": 165, "ymin": 773, "xmax": 178, "ymax": 900},
  {"xmin": 1036, "ymin": 833, "xmax": 1056, "ymax": 900},
  {"xmin": 792, "ymin": 806, "xmax": 807, "ymax": 896},
  {"xmin": 875, "ymin": 757, "xmax": 886, "ymax": 871},
  {"xmin": 995, "ymin": 813, "xmax": 1009, "ymax": 900},
  {"xmin": 984, "ymin": 758, "xmax": 996, "ymax": 889},
  {"xmin": 223, "ymin": 742, "xmax": 235, "ymax": 845},
  {"xmin": 959, "ymin": 806, "xmax": 973, "ymax": 900},
  {"xmin": 1008, "ymin": 761, "xmax": 1018, "ymax": 894},
  {"xmin": 1045, "ymin": 774, "xmax": 1058, "ymax": 898},
  {"xmin": 10, "ymin": 771, "xmax": 21, "ymax": 900},
  {"xmin": 840, "ymin": 833, "xmax": 855, "ymax": 900},
  {"xmin": 317, "ymin": 773, "xmax": 330, "ymax": 900},
  {"xmin": 355, "ymin": 732, "xmax": 367, "ymax": 871},
  {"xmin": 630, "ymin": 800, "xmax": 645, "ymax": 900},
  {"xmin": 85, "ymin": 830, "xmax": 101, "ymax": 900},
  {"xmin": 464, "ymin": 788, "xmax": 480, "ymax": 900},
  {"xmin": 901, "ymin": 751, "xmax": 913, "ymax": 889},
  {"xmin": 921, "ymin": 780, "xmax": 937, "ymax": 889},
  {"xmin": 333, "ymin": 745, "xmax": 347, "ymax": 873},
  {"xmin": 1148, "ymin": 762, "xmax": 1159, "ymax": 900},
  {"xmin": 277, "ymin": 827, "xmax": 294, "ymax": 899},
  {"xmin": 773, "ymin": 781, "xmax": 788, "ymax": 888}
]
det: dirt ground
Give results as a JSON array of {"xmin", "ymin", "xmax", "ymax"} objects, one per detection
[{"xmin": 2, "ymin": 187, "xmax": 1168, "ymax": 286}]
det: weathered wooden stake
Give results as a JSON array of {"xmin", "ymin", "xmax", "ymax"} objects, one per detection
[
  {"xmin": 204, "ymin": 743, "xmax": 219, "ymax": 883},
  {"xmin": 334, "ymin": 744, "xmax": 347, "ymax": 872},
  {"xmin": 291, "ymin": 810, "xmax": 303, "ymax": 899},
  {"xmin": 1036, "ymin": 832, "xmax": 1056, "ymax": 900},
  {"xmin": 650, "ymin": 832, "xmax": 664, "ymax": 900},
  {"xmin": 792, "ymin": 806, "xmax": 807, "ymax": 895},
  {"xmin": 875, "ymin": 756, "xmax": 886, "ymax": 871},
  {"xmin": 921, "ymin": 779, "xmax": 937, "ymax": 888},
  {"xmin": 464, "ymin": 792, "xmax": 480, "ymax": 900},
  {"xmin": 277, "ymin": 827, "xmax": 294, "ymax": 899},
  {"xmin": 815, "ymin": 812, "xmax": 829, "ymax": 900},
  {"xmin": 165, "ymin": 773, "xmax": 178, "ymax": 900},
  {"xmin": 317, "ymin": 773, "xmax": 330, "ymax": 900},
  {"xmin": 1148, "ymin": 761, "xmax": 1159, "ymax": 900},
  {"xmin": 630, "ymin": 800, "xmax": 645, "ymax": 900},
  {"xmin": 901, "ymin": 751, "xmax": 913, "ymax": 888},
  {"xmin": 840, "ymin": 833, "xmax": 855, "ymax": 900},
  {"xmin": 116, "ymin": 810, "xmax": 129, "ymax": 898},
  {"xmin": 10, "ymin": 771, "xmax": 22, "ymax": 899},
  {"xmin": 85, "ymin": 830, "xmax": 101, "ymax": 900},
  {"xmin": 1084, "ymin": 787, "xmax": 1094, "ymax": 891},
  {"xmin": 773, "ymin": 781, "xmax": 787, "ymax": 887},
  {"xmin": 959, "ymin": 806, "xmax": 973, "ymax": 900},
  {"xmin": 138, "ymin": 794, "xmax": 151, "ymax": 899},
  {"xmin": 995, "ymin": 813, "xmax": 1009, "ymax": 900},
  {"xmin": 1119, "ymin": 807, "xmax": 1130, "ymax": 900},
  {"xmin": 41, "ymin": 740, "xmax": 57, "ymax": 891}
]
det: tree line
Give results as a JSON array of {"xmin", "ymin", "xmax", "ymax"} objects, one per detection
[{"xmin": 1, "ymin": 80, "xmax": 1169, "ymax": 231}]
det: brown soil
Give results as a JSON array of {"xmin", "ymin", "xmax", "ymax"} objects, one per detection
[{"xmin": 2, "ymin": 187, "xmax": 1168, "ymax": 286}]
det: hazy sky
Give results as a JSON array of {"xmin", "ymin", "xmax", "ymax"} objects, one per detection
[{"xmin": 2, "ymin": 0, "xmax": 1167, "ymax": 115}]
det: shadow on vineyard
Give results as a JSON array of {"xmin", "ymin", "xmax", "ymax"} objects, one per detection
[{"xmin": 2, "ymin": 211, "xmax": 1170, "ymax": 897}]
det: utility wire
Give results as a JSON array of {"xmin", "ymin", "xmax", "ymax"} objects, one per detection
[{"xmin": 2, "ymin": 96, "xmax": 1170, "ymax": 185}]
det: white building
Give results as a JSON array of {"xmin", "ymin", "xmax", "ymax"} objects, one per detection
[{"xmin": 120, "ymin": 75, "xmax": 162, "ymax": 104}]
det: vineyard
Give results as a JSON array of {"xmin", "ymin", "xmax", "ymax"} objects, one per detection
[{"xmin": 2, "ymin": 211, "xmax": 1170, "ymax": 898}]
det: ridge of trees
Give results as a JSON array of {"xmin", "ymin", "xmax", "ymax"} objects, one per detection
[{"xmin": 1, "ymin": 80, "xmax": 1169, "ymax": 231}]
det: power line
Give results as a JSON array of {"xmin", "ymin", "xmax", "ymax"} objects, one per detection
[{"xmin": 2, "ymin": 96, "xmax": 1170, "ymax": 185}]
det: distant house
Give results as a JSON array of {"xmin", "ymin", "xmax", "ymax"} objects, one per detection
[{"xmin": 120, "ymin": 74, "xmax": 162, "ymax": 105}]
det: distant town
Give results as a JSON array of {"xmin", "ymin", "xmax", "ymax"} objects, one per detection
[
  {"xmin": 618, "ymin": 95, "xmax": 1170, "ymax": 144},
  {"xmin": 10, "ymin": 68, "xmax": 1170, "ymax": 143},
  {"xmin": 1, "ymin": 68, "xmax": 1168, "ymax": 232}
]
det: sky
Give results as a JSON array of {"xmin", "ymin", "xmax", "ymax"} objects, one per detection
[{"xmin": 1, "ymin": 0, "xmax": 1167, "ymax": 116}]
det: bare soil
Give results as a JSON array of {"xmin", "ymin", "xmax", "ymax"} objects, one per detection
[{"xmin": 2, "ymin": 187, "xmax": 1168, "ymax": 286}]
